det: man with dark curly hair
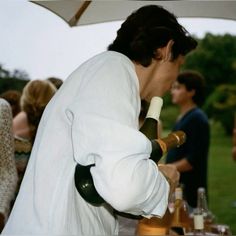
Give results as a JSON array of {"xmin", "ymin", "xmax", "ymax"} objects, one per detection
[
  {"xmin": 166, "ymin": 71, "xmax": 210, "ymax": 209},
  {"xmin": 3, "ymin": 5, "xmax": 197, "ymax": 235}
]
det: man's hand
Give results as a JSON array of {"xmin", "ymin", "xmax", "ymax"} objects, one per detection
[{"xmin": 158, "ymin": 164, "xmax": 180, "ymax": 199}]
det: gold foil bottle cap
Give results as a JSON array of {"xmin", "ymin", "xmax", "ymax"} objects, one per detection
[{"xmin": 146, "ymin": 97, "xmax": 163, "ymax": 121}]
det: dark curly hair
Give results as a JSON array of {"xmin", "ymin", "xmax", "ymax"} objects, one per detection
[
  {"xmin": 177, "ymin": 71, "xmax": 206, "ymax": 107},
  {"xmin": 0, "ymin": 90, "xmax": 21, "ymax": 117},
  {"xmin": 108, "ymin": 5, "xmax": 197, "ymax": 66}
]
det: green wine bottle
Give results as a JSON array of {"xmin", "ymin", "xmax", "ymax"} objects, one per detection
[{"xmin": 140, "ymin": 96, "xmax": 163, "ymax": 139}]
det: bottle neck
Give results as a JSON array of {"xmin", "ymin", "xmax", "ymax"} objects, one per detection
[
  {"xmin": 197, "ymin": 190, "xmax": 209, "ymax": 212},
  {"xmin": 139, "ymin": 97, "xmax": 163, "ymax": 140},
  {"xmin": 150, "ymin": 131, "xmax": 186, "ymax": 163},
  {"xmin": 175, "ymin": 189, "xmax": 183, "ymax": 200},
  {"xmin": 145, "ymin": 97, "xmax": 163, "ymax": 121},
  {"xmin": 159, "ymin": 131, "xmax": 186, "ymax": 153}
]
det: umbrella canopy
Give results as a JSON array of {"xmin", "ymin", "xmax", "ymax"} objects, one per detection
[{"xmin": 32, "ymin": 1, "xmax": 236, "ymax": 27}]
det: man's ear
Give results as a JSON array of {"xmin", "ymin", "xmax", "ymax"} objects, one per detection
[
  {"xmin": 189, "ymin": 89, "xmax": 196, "ymax": 98},
  {"xmin": 164, "ymin": 40, "xmax": 174, "ymax": 61},
  {"xmin": 155, "ymin": 40, "xmax": 174, "ymax": 62}
]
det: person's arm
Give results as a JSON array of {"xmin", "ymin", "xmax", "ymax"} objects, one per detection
[
  {"xmin": 171, "ymin": 157, "xmax": 193, "ymax": 172},
  {"xmin": 179, "ymin": 113, "xmax": 210, "ymax": 172},
  {"xmin": 158, "ymin": 164, "xmax": 180, "ymax": 198},
  {"xmin": 70, "ymin": 58, "xmax": 170, "ymax": 218},
  {"xmin": 12, "ymin": 111, "xmax": 30, "ymax": 139}
]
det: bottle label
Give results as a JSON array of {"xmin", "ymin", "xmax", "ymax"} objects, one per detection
[
  {"xmin": 194, "ymin": 214, "xmax": 204, "ymax": 230},
  {"xmin": 146, "ymin": 97, "xmax": 163, "ymax": 121},
  {"xmin": 175, "ymin": 188, "xmax": 183, "ymax": 200}
]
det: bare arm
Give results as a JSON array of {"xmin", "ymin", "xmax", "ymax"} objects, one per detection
[
  {"xmin": 158, "ymin": 164, "xmax": 180, "ymax": 198},
  {"xmin": 171, "ymin": 158, "xmax": 193, "ymax": 172},
  {"xmin": 12, "ymin": 111, "xmax": 30, "ymax": 139}
]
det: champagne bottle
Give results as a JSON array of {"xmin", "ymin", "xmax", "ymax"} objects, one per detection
[
  {"xmin": 74, "ymin": 97, "xmax": 186, "ymax": 206},
  {"xmin": 75, "ymin": 131, "xmax": 186, "ymax": 205},
  {"xmin": 170, "ymin": 186, "xmax": 191, "ymax": 234},
  {"xmin": 74, "ymin": 96, "xmax": 163, "ymax": 205},
  {"xmin": 74, "ymin": 163, "xmax": 103, "ymax": 204},
  {"xmin": 150, "ymin": 131, "xmax": 186, "ymax": 163},
  {"xmin": 137, "ymin": 205, "xmax": 173, "ymax": 235},
  {"xmin": 118, "ymin": 97, "xmax": 162, "ymax": 219},
  {"xmin": 140, "ymin": 96, "xmax": 163, "ymax": 139}
]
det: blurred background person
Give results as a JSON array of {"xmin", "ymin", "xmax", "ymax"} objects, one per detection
[
  {"xmin": 0, "ymin": 98, "xmax": 18, "ymax": 232},
  {"xmin": 13, "ymin": 80, "xmax": 57, "ymax": 193},
  {"xmin": 165, "ymin": 70, "xmax": 210, "ymax": 210},
  {"xmin": 13, "ymin": 79, "xmax": 57, "ymax": 144},
  {"xmin": 0, "ymin": 90, "xmax": 21, "ymax": 118}
]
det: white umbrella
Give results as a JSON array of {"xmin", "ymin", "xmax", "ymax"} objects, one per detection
[{"xmin": 31, "ymin": 1, "xmax": 236, "ymax": 27}]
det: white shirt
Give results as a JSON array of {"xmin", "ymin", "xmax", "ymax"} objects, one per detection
[{"xmin": 3, "ymin": 51, "xmax": 169, "ymax": 235}]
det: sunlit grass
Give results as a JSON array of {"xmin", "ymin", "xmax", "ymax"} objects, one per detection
[
  {"xmin": 208, "ymin": 121, "xmax": 236, "ymax": 234},
  {"xmin": 163, "ymin": 120, "xmax": 236, "ymax": 234}
]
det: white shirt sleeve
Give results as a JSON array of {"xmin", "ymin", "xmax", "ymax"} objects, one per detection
[{"xmin": 68, "ymin": 54, "xmax": 169, "ymax": 217}]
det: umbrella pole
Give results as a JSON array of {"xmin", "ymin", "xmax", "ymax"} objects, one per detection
[{"xmin": 68, "ymin": 1, "xmax": 91, "ymax": 26}]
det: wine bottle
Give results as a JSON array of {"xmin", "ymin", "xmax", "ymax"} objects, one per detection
[
  {"xmin": 193, "ymin": 210, "xmax": 205, "ymax": 236},
  {"xmin": 196, "ymin": 187, "xmax": 215, "ymax": 230}
]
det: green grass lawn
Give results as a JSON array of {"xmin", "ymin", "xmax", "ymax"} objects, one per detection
[
  {"xmin": 162, "ymin": 120, "xmax": 236, "ymax": 233},
  {"xmin": 208, "ymin": 121, "xmax": 236, "ymax": 234}
]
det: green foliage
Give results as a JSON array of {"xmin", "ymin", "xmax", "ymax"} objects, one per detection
[
  {"xmin": 0, "ymin": 64, "xmax": 30, "ymax": 94},
  {"xmin": 183, "ymin": 33, "xmax": 236, "ymax": 95},
  {"xmin": 0, "ymin": 78, "xmax": 28, "ymax": 94},
  {"xmin": 181, "ymin": 33, "xmax": 236, "ymax": 134},
  {"xmin": 160, "ymin": 105, "xmax": 179, "ymax": 130},
  {"xmin": 204, "ymin": 84, "xmax": 236, "ymax": 135}
]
